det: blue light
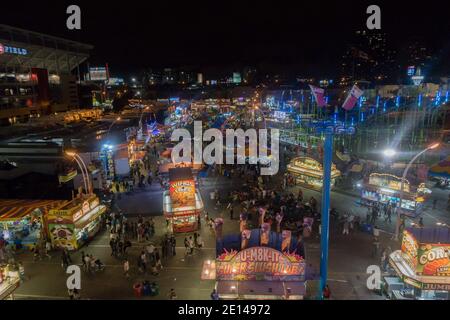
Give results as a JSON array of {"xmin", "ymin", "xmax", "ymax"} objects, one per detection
[
  {"xmin": 418, "ymin": 94, "xmax": 422, "ymax": 107},
  {"xmin": 435, "ymin": 90, "xmax": 441, "ymax": 106},
  {"xmin": 325, "ymin": 96, "xmax": 329, "ymax": 104},
  {"xmin": 445, "ymin": 91, "xmax": 449, "ymax": 103},
  {"xmin": 333, "ymin": 113, "xmax": 337, "ymax": 123},
  {"xmin": 396, "ymin": 95, "xmax": 400, "ymax": 108},
  {"xmin": 376, "ymin": 95, "xmax": 380, "ymax": 108},
  {"xmin": 383, "ymin": 101, "xmax": 387, "ymax": 112},
  {"xmin": 360, "ymin": 112, "xmax": 364, "ymax": 122},
  {"xmin": 358, "ymin": 97, "xmax": 363, "ymax": 108},
  {"xmin": 351, "ymin": 117, "xmax": 355, "ymax": 126}
]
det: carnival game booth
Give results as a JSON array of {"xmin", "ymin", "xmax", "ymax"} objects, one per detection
[
  {"xmin": 202, "ymin": 226, "xmax": 307, "ymax": 300},
  {"xmin": 0, "ymin": 199, "xmax": 67, "ymax": 249},
  {"xmin": 47, "ymin": 194, "xmax": 106, "ymax": 251},
  {"xmin": 287, "ymin": 156, "xmax": 340, "ymax": 190},
  {"xmin": 361, "ymin": 173, "xmax": 431, "ymax": 218},
  {"xmin": 388, "ymin": 227, "xmax": 450, "ymax": 300},
  {"xmin": 163, "ymin": 167, "xmax": 204, "ymax": 233}
]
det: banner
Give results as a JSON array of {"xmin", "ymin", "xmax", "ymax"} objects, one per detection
[
  {"xmin": 309, "ymin": 85, "xmax": 326, "ymax": 107},
  {"xmin": 342, "ymin": 84, "xmax": 364, "ymax": 111}
]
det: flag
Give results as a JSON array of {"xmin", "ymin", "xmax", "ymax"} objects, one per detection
[
  {"xmin": 309, "ymin": 85, "xmax": 327, "ymax": 107},
  {"xmin": 342, "ymin": 84, "xmax": 364, "ymax": 111}
]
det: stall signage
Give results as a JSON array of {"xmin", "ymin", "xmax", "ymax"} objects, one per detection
[
  {"xmin": 169, "ymin": 180, "xmax": 196, "ymax": 209},
  {"xmin": 422, "ymin": 283, "xmax": 450, "ymax": 291},
  {"xmin": 216, "ymin": 247, "xmax": 305, "ymax": 281},
  {"xmin": 401, "ymin": 231, "xmax": 419, "ymax": 270},
  {"xmin": 403, "ymin": 277, "xmax": 422, "ymax": 289},
  {"xmin": 417, "ymin": 244, "xmax": 450, "ymax": 276}
]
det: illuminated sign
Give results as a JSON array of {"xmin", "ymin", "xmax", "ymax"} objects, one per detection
[
  {"xmin": 169, "ymin": 180, "xmax": 196, "ymax": 209},
  {"xmin": 216, "ymin": 247, "xmax": 305, "ymax": 281},
  {"xmin": 89, "ymin": 67, "xmax": 108, "ymax": 81},
  {"xmin": 401, "ymin": 231, "xmax": 419, "ymax": 270},
  {"xmin": 407, "ymin": 66, "xmax": 415, "ymax": 76},
  {"xmin": 417, "ymin": 244, "xmax": 450, "ymax": 276},
  {"xmin": 0, "ymin": 43, "xmax": 28, "ymax": 55}
]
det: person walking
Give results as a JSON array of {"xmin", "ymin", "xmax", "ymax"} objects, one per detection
[
  {"xmin": 140, "ymin": 251, "xmax": 147, "ymax": 273},
  {"xmin": 81, "ymin": 251, "xmax": 87, "ymax": 270},
  {"xmin": 189, "ymin": 236, "xmax": 195, "ymax": 255},
  {"xmin": 184, "ymin": 237, "xmax": 190, "ymax": 255},
  {"xmin": 196, "ymin": 234, "xmax": 204, "ymax": 248},
  {"xmin": 211, "ymin": 289, "xmax": 219, "ymax": 300},
  {"xmin": 84, "ymin": 253, "xmax": 91, "ymax": 273},
  {"xmin": 323, "ymin": 285, "xmax": 331, "ymax": 299},
  {"xmin": 171, "ymin": 235, "xmax": 176, "ymax": 256},
  {"xmin": 61, "ymin": 251, "xmax": 69, "ymax": 271},
  {"xmin": 418, "ymin": 217, "xmax": 424, "ymax": 228},
  {"xmin": 342, "ymin": 217, "xmax": 350, "ymax": 235},
  {"xmin": 123, "ymin": 259, "xmax": 130, "ymax": 278},
  {"xmin": 168, "ymin": 288, "xmax": 177, "ymax": 300},
  {"xmin": 155, "ymin": 249, "xmax": 163, "ymax": 270}
]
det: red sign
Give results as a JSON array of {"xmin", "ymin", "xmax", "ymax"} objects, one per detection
[
  {"xmin": 0, "ymin": 44, "xmax": 4, "ymax": 55},
  {"xmin": 169, "ymin": 180, "xmax": 195, "ymax": 209},
  {"xmin": 216, "ymin": 247, "xmax": 305, "ymax": 281}
]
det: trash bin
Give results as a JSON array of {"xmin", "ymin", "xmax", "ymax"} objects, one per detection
[
  {"xmin": 150, "ymin": 283, "xmax": 160, "ymax": 296},
  {"xmin": 143, "ymin": 283, "xmax": 151, "ymax": 296},
  {"xmin": 133, "ymin": 283, "xmax": 143, "ymax": 297}
]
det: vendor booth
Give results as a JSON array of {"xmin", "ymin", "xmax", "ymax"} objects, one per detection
[
  {"xmin": 0, "ymin": 199, "xmax": 67, "ymax": 249},
  {"xmin": 388, "ymin": 227, "xmax": 450, "ymax": 300},
  {"xmin": 202, "ymin": 228, "xmax": 307, "ymax": 300},
  {"xmin": 361, "ymin": 173, "xmax": 431, "ymax": 217},
  {"xmin": 287, "ymin": 156, "xmax": 340, "ymax": 190},
  {"xmin": 46, "ymin": 195, "xmax": 106, "ymax": 251},
  {"xmin": 0, "ymin": 263, "xmax": 20, "ymax": 300},
  {"xmin": 163, "ymin": 167, "xmax": 204, "ymax": 233}
]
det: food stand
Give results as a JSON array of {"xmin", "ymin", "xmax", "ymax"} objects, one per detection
[
  {"xmin": 287, "ymin": 156, "xmax": 340, "ymax": 190},
  {"xmin": 361, "ymin": 173, "xmax": 431, "ymax": 217},
  {"xmin": 202, "ymin": 228, "xmax": 307, "ymax": 300},
  {"xmin": 163, "ymin": 167, "xmax": 204, "ymax": 233},
  {"xmin": 46, "ymin": 194, "xmax": 106, "ymax": 251},
  {"xmin": 388, "ymin": 227, "xmax": 450, "ymax": 300},
  {"xmin": 0, "ymin": 199, "xmax": 67, "ymax": 249},
  {"xmin": 0, "ymin": 264, "xmax": 20, "ymax": 300}
]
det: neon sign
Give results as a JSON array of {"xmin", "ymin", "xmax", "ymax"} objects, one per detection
[
  {"xmin": 0, "ymin": 43, "xmax": 28, "ymax": 55},
  {"xmin": 216, "ymin": 247, "xmax": 305, "ymax": 281}
]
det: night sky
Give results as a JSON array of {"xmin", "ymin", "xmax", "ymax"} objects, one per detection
[{"xmin": 1, "ymin": 0, "xmax": 450, "ymax": 77}]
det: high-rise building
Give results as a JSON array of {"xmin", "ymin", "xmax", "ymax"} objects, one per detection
[
  {"xmin": 341, "ymin": 30, "xmax": 397, "ymax": 84},
  {"xmin": 197, "ymin": 73, "xmax": 203, "ymax": 84}
]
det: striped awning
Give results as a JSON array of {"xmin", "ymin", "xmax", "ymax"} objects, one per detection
[
  {"xmin": 0, "ymin": 199, "xmax": 67, "ymax": 222},
  {"xmin": 429, "ymin": 156, "xmax": 450, "ymax": 179}
]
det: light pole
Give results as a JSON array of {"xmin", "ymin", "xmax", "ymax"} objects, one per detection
[
  {"xmin": 106, "ymin": 116, "xmax": 121, "ymax": 140},
  {"xmin": 390, "ymin": 142, "xmax": 440, "ymax": 240},
  {"xmin": 66, "ymin": 151, "xmax": 92, "ymax": 194}
]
